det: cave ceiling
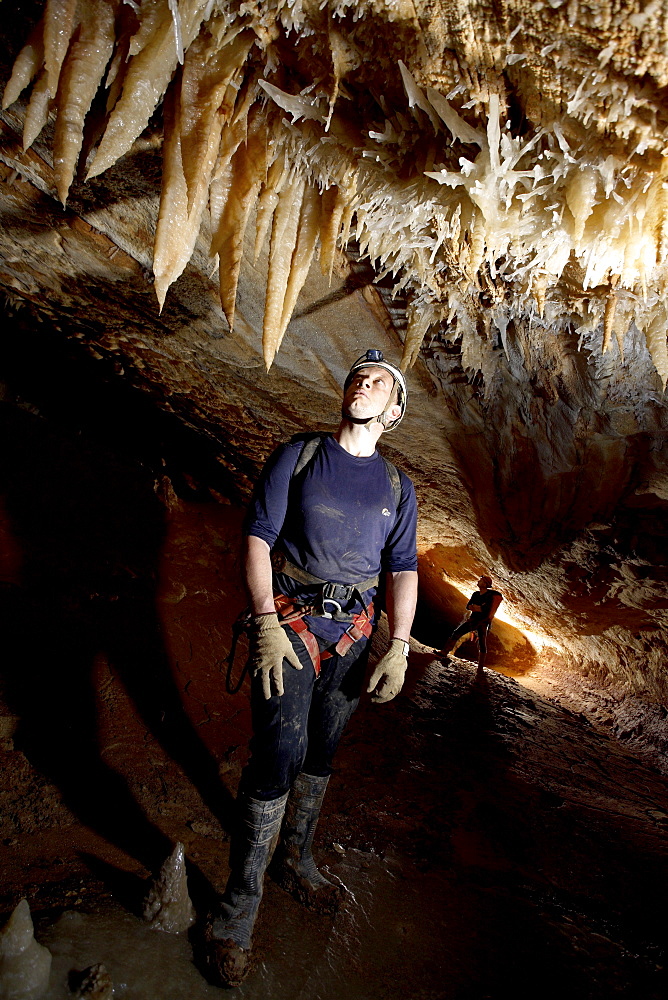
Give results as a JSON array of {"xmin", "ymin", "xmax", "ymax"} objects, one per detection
[{"xmin": 0, "ymin": 1, "xmax": 667, "ymax": 704}]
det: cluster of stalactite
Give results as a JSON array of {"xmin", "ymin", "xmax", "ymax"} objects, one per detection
[{"xmin": 3, "ymin": 0, "xmax": 668, "ymax": 383}]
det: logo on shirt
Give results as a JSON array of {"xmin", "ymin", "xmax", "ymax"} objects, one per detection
[{"xmin": 382, "ymin": 508, "xmax": 391, "ymax": 516}]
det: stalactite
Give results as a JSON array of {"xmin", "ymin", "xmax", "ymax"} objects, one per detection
[
  {"xmin": 263, "ymin": 172, "xmax": 306, "ymax": 370},
  {"xmin": 21, "ymin": 70, "xmax": 51, "ymax": 151},
  {"xmin": 53, "ymin": 0, "xmax": 117, "ymax": 205},
  {"xmin": 253, "ymin": 154, "xmax": 288, "ymax": 263},
  {"xmin": 278, "ymin": 180, "xmax": 322, "ymax": 337},
  {"xmin": 43, "ymin": 0, "xmax": 79, "ymax": 98},
  {"xmin": 2, "ymin": 22, "xmax": 44, "ymax": 110},
  {"xmin": 87, "ymin": 0, "xmax": 209, "ymax": 180},
  {"xmin": 212, "ymin": 106, "xmax": 269, "ymax": 330},
  {"xmin": 2, "ymin": 0, "xmax": 668, "ymax": 380}
]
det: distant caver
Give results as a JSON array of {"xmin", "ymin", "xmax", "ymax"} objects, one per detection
[{"xmin": 440, "ymin": 575, "xmax": 503, "ymax": 679}]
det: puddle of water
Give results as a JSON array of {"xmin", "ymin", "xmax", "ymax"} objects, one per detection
[{"xmin": 38, "ymin": 907, "xmax": 222, "ymax": 999}]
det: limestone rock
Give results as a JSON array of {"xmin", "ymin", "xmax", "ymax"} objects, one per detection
[{"xmin": 71, "ymin": 963, "xmax": 113, "ymax": 1000}]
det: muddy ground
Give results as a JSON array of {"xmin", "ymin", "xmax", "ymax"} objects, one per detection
[{"xmin": 1, "ymin": 603, "xmax": 667, "ymax": 998}]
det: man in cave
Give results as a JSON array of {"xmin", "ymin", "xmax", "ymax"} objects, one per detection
[
  {"xmin": 204, "ymin": 349, "xmax": 418, "ymax": 987},
  {"xmin": 439, "ymin": 575, "xmax": 503, "ymax": 678},
  {"xmin": 205, "ymin": 350, "xmax": 417, "ymax": 986}
]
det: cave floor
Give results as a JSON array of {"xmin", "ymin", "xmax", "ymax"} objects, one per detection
[{"xmin": 1, "ymin": 642, "xmax": 667, "ymax": 1000}]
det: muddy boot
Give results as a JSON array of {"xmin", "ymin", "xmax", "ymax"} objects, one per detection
[
  {"xmin": 203, "ymin": 792, "xmax": 288, "ymax": 988},
  {"xmin": 270, "ymin": 773, "xmax": 343, "ymax": 914}
]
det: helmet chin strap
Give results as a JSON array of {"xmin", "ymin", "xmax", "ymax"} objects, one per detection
[{"xmin": 342, "ymin": 407, "xmax": 391, "ymax": 429}]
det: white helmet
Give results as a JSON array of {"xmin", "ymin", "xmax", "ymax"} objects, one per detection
[{"xmin": 343, "ymin": 349, "xmax": 407, "ymax": 430}]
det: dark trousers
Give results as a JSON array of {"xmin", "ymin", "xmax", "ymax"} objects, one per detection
[
  {"xmin": 448, "ymin": 616, "xmax": 489, "ymax": 654},
  {"xmin": 243, "ymin": 628, "xmax": 370, "ymax": 801}
]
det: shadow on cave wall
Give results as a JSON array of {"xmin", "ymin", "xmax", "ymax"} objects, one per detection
[{"xmin": 0, "ymin": 318, "xmax": 239, "ymax": 885}]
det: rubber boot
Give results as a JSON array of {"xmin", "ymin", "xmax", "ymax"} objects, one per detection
[
  {"xmin": 204, "ymin": 792, "xmax": 288, "ymax": 988},
  {"xmin": 270, "ymin": 773, "xmax": 343, "ymax": 914}
]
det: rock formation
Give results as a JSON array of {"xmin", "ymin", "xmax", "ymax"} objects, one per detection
[
  {"xmin": 142, "ymin": 842, "xmax": 196, "ymax": 933},
  {"xmin": 71, "ymin": 963, "xmax": 113, "ymax": 1000},
  {"xmin": 0, "ymin": 899, "xmax": 52, "ymax": 1000},
  {"xmin": 3, "ymin": 1, "xmax": 668, "ymax": 377}
]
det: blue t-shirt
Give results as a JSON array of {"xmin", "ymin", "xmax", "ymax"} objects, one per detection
[{"xmin": 244, "ymin": 434, "xmax": 418, "ymax": 642}]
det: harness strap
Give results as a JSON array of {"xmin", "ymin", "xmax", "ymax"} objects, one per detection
[
  {"xmin": 283, "ymin": 616, "xmax": 325, "ymax": 675},
  {"xmin": 273, "ymin": 593, "xmax": 374, "ymax": 676},
  {"xmin": 272, "ymin": 550, "xmax": 379, "ymax": 594}
]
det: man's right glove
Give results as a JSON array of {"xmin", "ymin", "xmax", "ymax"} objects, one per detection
[{"xmin": 248, "ymin": 613, "xmax": 302, "ymax": 700}]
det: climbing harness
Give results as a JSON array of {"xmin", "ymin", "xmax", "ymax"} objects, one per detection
[
  {"xmin": 273, "ymin": 593, "xmax": 375, "ymax": 676},
  {"xmin": 225, "ymin": 594, "xmax": 375, "ymax": 693}
]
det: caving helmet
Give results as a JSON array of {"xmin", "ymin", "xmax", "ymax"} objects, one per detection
[{"xmin": 343, "ymin": 349, "xmax": 408, "ymax": 431}]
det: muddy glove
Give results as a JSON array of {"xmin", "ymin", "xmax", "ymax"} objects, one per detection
[
  {"xmin": 366, "ymin": 639, "xmax": 409, "ymax": 704},
  {"xmin": 249, "ymin": 613, "xmax": 302, "ymax": 700}
]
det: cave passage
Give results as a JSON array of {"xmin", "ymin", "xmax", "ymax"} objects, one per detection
[{"xmin": 1, "ymin": 323, "xmax": 667, "ymax": 1000}]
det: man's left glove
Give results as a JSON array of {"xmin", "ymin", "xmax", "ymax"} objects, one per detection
[
  {"xmin": 366, "ymin": 638, "xmax": 409, "ymax": 704},
  {"xmin": 248, "ymin": 613, "xmax": 303, "ymax": 700}
]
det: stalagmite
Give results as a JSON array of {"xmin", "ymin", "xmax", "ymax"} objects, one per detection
[
  {"xmin": 142, "ymin": 842, "xmax": 196, "ymax": 933},
  {"xmin": 0, "ymin": 899, "xmax": 52, "ymax": 1000}
]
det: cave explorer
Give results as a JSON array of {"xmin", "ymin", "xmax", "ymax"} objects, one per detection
[
  {"xmin": 203, "ymin": 349, "xmax": 419, "ymax": 988},
  {"xmin": 439, "ymin": 576, "xmax": 503, "ymax": 678}
]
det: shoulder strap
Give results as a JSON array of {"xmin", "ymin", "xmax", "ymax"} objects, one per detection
[
  {"xmin": 381, "ymin": 456, "xmax": 402, "ymax": 510},
  {"xmin": 291, "ymin": 432, "xmax": 326, "ymax": 478}
]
